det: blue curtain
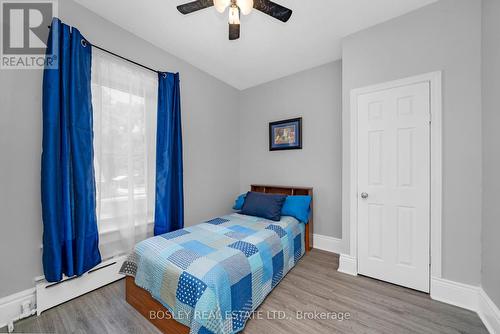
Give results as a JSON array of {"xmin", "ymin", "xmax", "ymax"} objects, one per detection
[
  {"xmin": 41, "ymin": 18, "xmax": 101, "ymax": 282},
  {"xmin": 154, "ymin": 72, "xmax": 184, "ymax": 235}
]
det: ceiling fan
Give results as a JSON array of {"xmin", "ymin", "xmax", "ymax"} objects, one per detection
[{"xmin": 177, "ymin": 0, "xmax": 293, "ymax": 40}]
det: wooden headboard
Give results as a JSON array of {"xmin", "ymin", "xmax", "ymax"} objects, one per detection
[{"xmin": 250, "ymin": 185, "xmax": 313, "ymax": 253}]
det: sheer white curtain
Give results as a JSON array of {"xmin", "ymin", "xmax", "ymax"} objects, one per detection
[{"xmin": 91, "ymin": 49, "xmax": 158, "ymax": 260}]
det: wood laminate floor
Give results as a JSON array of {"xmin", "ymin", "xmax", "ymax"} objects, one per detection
[{"xmin": 2, "ymin": 250, "xmax": 488, "ymax": 334}]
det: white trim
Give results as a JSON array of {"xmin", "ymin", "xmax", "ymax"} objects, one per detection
[
  {"xmin": 36, "ymin": 255, "xmax": 126, "ymax": 315},
  {"xmin": 347, "ymin": 71, "xmax": 443, "ymax": 282},
  {"xmin": 0, "ymin": 287, "xmax": 36, "ymax": 330},
  {"xmin": 313, "ymin": 234, "xmax": 342, "ymax": 254},
  {"xmin": 430, "ymin": 277, "xmax": 479, "ymax": 311},
  {"xmin": 478, "ymin": 288, "xmax": 500, "ymax": 334},
  {"xmin": 1, "ymin": 255, "xmax": 128, "ymax": 331},
  {"xmin": 429, "ymin": 278, "xmax": 500, "ymax": 334},
  {"xmin": 338, "ymin": 254, "xmax": 358, "ymax": 276},
  {"xmin": 429, "ymin": 72, "xmax": 443, "ymax": 278}
]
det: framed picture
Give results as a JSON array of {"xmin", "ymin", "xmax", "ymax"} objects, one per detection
[{"xmin": 269, "ymin": 117, "xmax": 302, "ymax": 151}]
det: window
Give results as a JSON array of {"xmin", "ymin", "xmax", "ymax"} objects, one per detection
[{"xmin": 91, "ymin": 49, "xmax": 158, "ymax": 260}]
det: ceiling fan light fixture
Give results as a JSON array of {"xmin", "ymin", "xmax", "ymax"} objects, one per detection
[
  {"xmin": 176, "ymin": 0, "xmax": 293, "ymax": 40},
  {"xmin": 237, "ymin": 0, "xmax": 253, "ymax": 15},
  {"xmin": 213, "ymin": 0, "xmax": 230, "ymax": 13},
  {"xmin": 228, "ymin": 5, "xmax": 240, "ymax": 24}
]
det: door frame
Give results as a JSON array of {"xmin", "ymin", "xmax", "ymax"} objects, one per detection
[{"xmin": 346, "ymin": 71, "xmax": 443, "ymax": 282}]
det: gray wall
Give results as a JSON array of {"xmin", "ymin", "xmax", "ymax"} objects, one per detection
[
  {"xmin": 1, "ymin": 0, "xmax": 494, "ymax": 301},
  {"xmin": 239, "ymin": 61, "xmax": 343, "ymax": 238},
  {"xmin": 0, "ymin": 0, "xmax": 240, "ymax": 298},
  {"xmin": 341, "ymin": 0, "xmax": 483, "ymax": 285},
  {"xmin": 481, "ymin": 0, "xmax": 500, "ymax": 307}
]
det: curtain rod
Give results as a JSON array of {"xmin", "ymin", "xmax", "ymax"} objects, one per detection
[
  {"xmin": 47, "ymin": 25, "xmax": 161, "ymax": 75},
  {"xmin": 91, "ymin": 43, "xmax": 160, "ymax": 74}
]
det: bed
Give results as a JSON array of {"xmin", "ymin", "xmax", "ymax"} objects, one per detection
[{"xmin": 120, "ymin": 185, "xmax": 313, "ymax": 334}]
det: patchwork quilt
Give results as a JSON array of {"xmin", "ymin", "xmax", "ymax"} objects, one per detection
[{"xmin": 120, "ymin": 213, "xmax": 305, "ymax": 334}]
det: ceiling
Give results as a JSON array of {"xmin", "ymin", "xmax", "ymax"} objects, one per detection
[{"xmin": 74, "ymin": 0, "xmax": 437, "ymax": 90}]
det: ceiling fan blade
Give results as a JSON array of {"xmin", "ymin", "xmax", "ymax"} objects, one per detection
[
  {"xmin": 177, "ymin": 0, "xmax": 214, "ymax": 14},
  {"xmin": 253, "ymin": 0, "xmax": 292, "ymax": 22},
  {"xmin": 229, "ymin": 23, "xmax": 240, "ymax": 40}
]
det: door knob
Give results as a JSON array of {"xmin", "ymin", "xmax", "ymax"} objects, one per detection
[{"xmin": 361, "ymin": 192, "xmax": 369, "ymax": 199}]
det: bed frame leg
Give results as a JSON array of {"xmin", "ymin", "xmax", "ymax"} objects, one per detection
[{"xmin": 305, "ymin": 223, "xmax": 312, "ymax": 253}]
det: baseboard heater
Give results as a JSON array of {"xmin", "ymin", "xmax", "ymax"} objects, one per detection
[{"xmin": 35, "ymin": 255, "xmax": 127, "ymax": 315}]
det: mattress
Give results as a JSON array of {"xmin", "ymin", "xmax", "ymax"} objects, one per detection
[{"xmin": 120, "ymin": 213, "xmax": 305, "ymax": 334}]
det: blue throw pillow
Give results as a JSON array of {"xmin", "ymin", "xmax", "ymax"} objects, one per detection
[
  {"xmin": 240, "ymin": 192, "xmax": 287, "ymax": 222},
  {"xmin": 281, "ymin": 195, "xmax": 312, "ymax": 223},
  {"xmin": 232, "ymin": 193, "xmax": 247, "ymax": 210}
]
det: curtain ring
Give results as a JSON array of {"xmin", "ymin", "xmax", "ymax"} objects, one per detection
[
  {"xmin": 162, "ymin": 73, "xmax": 167, "ymax": 79},
  {"xmin": 81, "ymin": 39, "xmax": 88, "ymax": 47}
]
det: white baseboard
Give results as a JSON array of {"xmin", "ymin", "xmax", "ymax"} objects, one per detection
[
  {"xmin": 430, "ymin": 277, "xmax": 479, "ymax": 311},
  {"xmin": 313, "ymin": 234, "xmax": 343, "ymax": 254},
  {"xmin": 0, "ymin": 255, "xmax": 126, "ymax": 331},
  {"xmin": 36, "ymin": 255, "xmax": 126, "ymax": 315},
  {"xmin": 0, "ymin": 287, "xmax": 36, "ymax": 330},
  {"xmin": 478, "ymin": 288, "xmax": 500, "ymax": 334},
  {"xmin": 430, "ymin": 278, "xmax": 500, "ymax": 333},
  {"xmin": 338, "ymin": 254, "xmax": 357, "ymax": 276}
]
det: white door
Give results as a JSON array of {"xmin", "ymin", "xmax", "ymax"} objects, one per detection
[{"xmin": 357, "ymin": 82, "xmax": 430, "ymax": 292}]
